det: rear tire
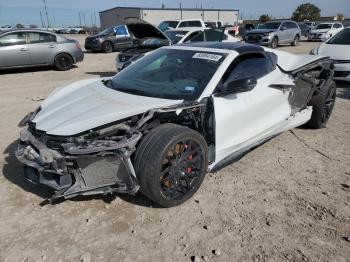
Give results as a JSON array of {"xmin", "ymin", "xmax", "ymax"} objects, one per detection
[
  {"xmin": 134, "ymin": 124, "xmax": 208, "ymax": 207},
  {"xmin": 54, "ymin": 53, "xmax": 73, "ymax": 71},
  {"xmin": 270, "ymin": 37, "xmax": 278, "ymax": 49},
  {"xmin": 291, "ymin": 35, "xmax": 299, "ymax": 46},
  {"xmin": 305, "ymin": 80, "xmax": 336, "ymax": 129},
  {"xmin": 101, "ymin": 41, "xmax": 113, "ymax": 53}
]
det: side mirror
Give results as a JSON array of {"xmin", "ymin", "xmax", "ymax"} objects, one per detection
[
  {"xmin": 280, "ymin": 26, "xmax": 287, "ymax": 31},
  {"xmin": 220, "ymin": 77, "xmax": 257, "ymax": 95}
]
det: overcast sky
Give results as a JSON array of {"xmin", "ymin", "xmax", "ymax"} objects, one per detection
[{"xmin": 0, "ymin": 0, "xmax": 349, "ymax": 26}]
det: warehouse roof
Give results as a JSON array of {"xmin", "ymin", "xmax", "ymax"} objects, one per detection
[{"xmin": 99, "ymin": 6, "xmax": 239, "ymax": 14}]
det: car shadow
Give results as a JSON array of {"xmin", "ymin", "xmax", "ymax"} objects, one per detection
[
  {"xmin": 85, "ymin": 71, "xmax": 116, "ymax": 77},
  {"xmin": 2, "ymin": 140, "xmax": 159, "ymax": 208},
  {"xmin": 2, "ymin": 140, "xmax": 53, "ymax": 199},
  {"xmin": 0, "ymin": 65, "xmax": 78, "ymax": 75}
]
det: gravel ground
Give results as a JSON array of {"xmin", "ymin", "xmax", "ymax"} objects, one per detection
[{"xmin": 0, "ymin": 35, "xmax": 349, "ymax": 262}]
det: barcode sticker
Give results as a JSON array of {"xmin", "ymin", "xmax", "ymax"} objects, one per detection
[{"xmin": 193, "ymin": 53, "xmax": 222, "ymax": 61}]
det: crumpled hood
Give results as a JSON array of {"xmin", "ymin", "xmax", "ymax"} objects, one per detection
[
  {"xmin": 247, "ymin": 29, "xmax": 277, "ymax": 34},
  {"xmin": 33, "ymin": 78, "xmax": 182, "ymax": 136},
  {"xmin": 124, "ymin": 18, "xmax": 169, "ymax": 41}
]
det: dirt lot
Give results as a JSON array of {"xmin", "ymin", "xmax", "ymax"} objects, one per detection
[{"xmin": 0, "ymin": 35, "xmax": 349, "ymax": 262}]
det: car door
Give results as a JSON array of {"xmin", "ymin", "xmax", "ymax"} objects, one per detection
[
  {"xmin": 212, "ymin": 53, "xmax": 293, "ymax": 163},
  {"xmin": 278, "ymin": 22, "xmax": 289, "ymax": 43},
  {"xmin": 28, "ymin": 32, "xmax": 57, "ymax": 65},
  {"xmin": 114, "ymin": 25, "xmax": 132, "ymax": 50},
  {"xmin": 0, "ymin": 32, "xmax": 31, "ymax": 67}
]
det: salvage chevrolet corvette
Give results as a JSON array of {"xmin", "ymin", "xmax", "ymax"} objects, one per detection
[{"xmin": 16, "ymin": 42, "xmax": 336, "ymax": 207}]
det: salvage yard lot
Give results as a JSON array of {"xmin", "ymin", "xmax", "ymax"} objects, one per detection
[{"xmin": 0, "ymin": 35, "xmax": 349, "ymax": 261}]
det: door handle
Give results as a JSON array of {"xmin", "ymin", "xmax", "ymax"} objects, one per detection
[
  {"xmin": 19, "ymin": 47, "xmax": 28, "ymax": 51},
  {"xmin": 48, "ymin": 45, "xmax": 56, "ymax": 48}
]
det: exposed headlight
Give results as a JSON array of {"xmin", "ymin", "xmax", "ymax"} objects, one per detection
[{"xmin": 309, "ymin": 48, "xmax": 319, "ymax": 55}]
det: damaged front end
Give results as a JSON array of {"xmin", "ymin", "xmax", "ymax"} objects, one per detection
[{"xmin": 15, "ymin": 118, "xmax": 141, "ymax": 202}]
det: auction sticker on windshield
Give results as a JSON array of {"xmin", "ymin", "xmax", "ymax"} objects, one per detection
[{"xmin": 193, "ymin": 53, "xmax": 223, "ymax": 62}]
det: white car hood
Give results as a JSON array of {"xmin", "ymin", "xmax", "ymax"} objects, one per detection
[
  {"xmin": 33, "ymin": 78, "xmax": 182, "ymax": 136},
  {"xmin": 318, "ymin": 43, "xmax": 350, "ymax": 60},
  {"xmin": 310, "ymin": 29, "xmax": 330, "ymax": 34}
]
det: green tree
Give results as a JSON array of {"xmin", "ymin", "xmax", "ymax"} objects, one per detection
[
  {"xmin": 291, "ymin": 3, "xmax": 321, "ymax": 22},
  {"xmin": 259, "ymin": 14, "xmax": 271, "ymax": 23}
]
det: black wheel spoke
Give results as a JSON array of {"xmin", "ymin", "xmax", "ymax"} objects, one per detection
[{"xmin": 159, "ymin": 138, "xmax": 204, "ymax": 201}]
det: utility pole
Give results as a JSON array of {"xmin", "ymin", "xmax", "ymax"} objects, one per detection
[
  {"xmin": 79, "ymin": 12, "xmax": 82, "ymax": 27},
  {"xmin": 83, "ymin": 13, "xmax": 86, "ymax": 28},
  {"xmin": 90, "ymin": 14, "xmax": 94, "ymax": 27},
  {"xmin": 40, "ymin": 11, "xmax": 45, "ymax": 28},
  {"xmin": 43, "ymin": 0, "xmax": 50, "ymax": 28},
  {"xmin": 94, "ymin": 11, "xmax": 97, "ymax": 27}
]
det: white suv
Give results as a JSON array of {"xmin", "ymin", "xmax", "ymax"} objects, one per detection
[
  {"xmin": 308, "ymin": 22, "xmax": 344, "ymax": 41},
  {"xmin": 158, "ymin": 19, "xmax": 206, "ymax": 31}
]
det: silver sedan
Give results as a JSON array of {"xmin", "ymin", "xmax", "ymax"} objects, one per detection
[{"xmin": 0, "ymin": 29, "xmax": 84, "ymax": 71}]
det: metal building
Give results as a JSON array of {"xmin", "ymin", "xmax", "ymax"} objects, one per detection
[{"xmin": 99, "ymin": 7, "xmax": 239, "ymax": 29}]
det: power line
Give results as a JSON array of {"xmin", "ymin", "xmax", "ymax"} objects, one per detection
[{"xmin": 43, "ymin": 0, "xmax": 50, "ymax": 28}]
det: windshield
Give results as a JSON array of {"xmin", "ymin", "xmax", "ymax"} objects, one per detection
[
  {"xmin": 164, "ymin": 30, "xmax": 188, "ymax": 44},
  {"xmin": 140, "ymin": 38, "xmax": 169, "ymax": 46},
  {"xmin": 111, "ymin": 48, "xmax": 226, "ymax": 100},
  {"xmin": 316, "ymin": 24, "xmax": 332, "ymax": 30},
  {"xmin": 100, "ymin": 27, "xmax": 114, "ymax": 35},
  {"xmin": 158, "ymin": 21, "xmax": 179, "ymax": 32},
  {"xmin": 327, "ymin": 28, "xmax": 350, "ymax": 45},
  {"xmin": 260, "ymin": 22, "xmax": 281, "ymax": 30}
]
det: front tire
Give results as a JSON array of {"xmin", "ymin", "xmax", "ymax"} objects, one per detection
[
  {"xmin": 134, "ymin": 124, "xmax": 208, "ymax": 207},
  {"xmin": 305, "ymin": 80, "xmax": 336, "ymax": 129},
  {"xmin": 270, "ymin": 37, "xmax": 278, "ymax": 49},
  {"xmin": 54, "ymin": 53, "xmax": 73, "ymax": 71},
  {"xmin": 291, "ymin": 35, "xmax": 299, "ymax": 46},
  {"xmin": 101, "ymin": 41, "xmax": 113, "ymax": 53}
]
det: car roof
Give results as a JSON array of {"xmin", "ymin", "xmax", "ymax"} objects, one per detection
[
  {"xmin": 0, "ymin": 28, "xmax": 57, "ymax": 35},
  {"xmin": 180, "ymin": 41, "xmax": 264, "ymax": 54}
]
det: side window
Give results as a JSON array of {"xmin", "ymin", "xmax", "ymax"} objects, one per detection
[
  {"xmin": 289, "ymin": 22, "xmax": 298, "ymax": 29},
  {"xmin": 223, "ymin": 53, "xmax": 275, "ymax": 84},
  {"xmin": 0, "ymin": 32, "xmax": 27, "ymax": 46},
  {"xmin": 188, "ymin": 21, "xmax": 202, "ymax": 27},
  {"xmin": 333, "ymin": 24, "xmax": 342, "ymax": 29},
  {"xmin": 114, "ymin": 25, "xmax": 129, "ymax": 36},
  {"xmin": 280, "ymin": 22, "xmax": 287, "ymax": 29},
  {"xmin": 184, "ymin": 31, "xmax": 201, "ymax": 42},
  {"xmin": 189, "ymin": 32, "xmax": 205, "ymax": 42},
  {"xmin": 178, "ymin": 21, "xmax": 187, "ymax": 28},
  {"xmin": 29, "ymin": 33, "xmax": 56, "ymax": 44}
]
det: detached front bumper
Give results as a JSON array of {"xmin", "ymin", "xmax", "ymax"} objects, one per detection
[{"xmin": 15, "ymin": 126, "xmax": 141, "ymax": 202}]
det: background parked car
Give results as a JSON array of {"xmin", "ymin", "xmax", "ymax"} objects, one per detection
[
  {"xmin": 310, "ymin": 27, "xmax": 350, "ymax": 81},
  {"xmin": 116, "ymin": 27, "xmax": 240, "ymax": 71},
  {"xmin": 85, "ymin": 18, "xmax": 169, "ymax": 53},
  {"xmin": 239, "ymin": 23, "xmax": 256, "ymax": 41},
  {"xmin": 158, "ymin": 19, "xmax": 206, "ymax": 31},
  {"xmin": 0, "ymin": 29, "xmax": 84, "ymax": 71},
  {"xmin": 204, "ymin": 21, "xmax": 223, "ymax": 28},
  {"xmin": 308, "ymin": 22, "xmax": 344, "ymax": 41},
  {"xmin": 245, "ymin": 20, "xmax": 301, "ymax": 48},
  {"xmin": 298, "ymin": 23, "xmax": 311, "ymax": 37}
]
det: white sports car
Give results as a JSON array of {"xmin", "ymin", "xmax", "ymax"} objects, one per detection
[
  {"xmin": 310, "ymin": 27, "xmax": 350, "ymax": 81},
  {"xmin": 16, "ymin": 42, "xmax": 336, "ymax": 207}
]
